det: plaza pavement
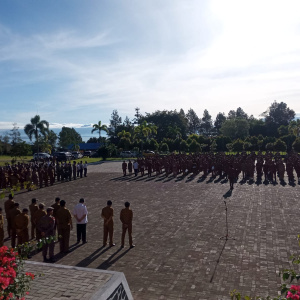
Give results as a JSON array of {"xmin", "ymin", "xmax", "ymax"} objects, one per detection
[{"xmin": 3, "ymin": 161, "xmax": 300, "ymax": 299}]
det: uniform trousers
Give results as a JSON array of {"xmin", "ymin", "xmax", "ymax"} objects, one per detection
[
  {"xmin": 31, "ymin": 220, "xmax": 36, "ymax": 239},
  {"xmin": 43, "ymin": 239, "xmax": 55, "ymax": 258},
  {"xmin": 16, "ymin": 229, "xmax": 29, "ymax": 246},
  {"xmin": 121, "ymin": 223, "xmax": 133, "ymax": 246},
  {"xmin": 58, "ymin": 226, "xmax": 70, "ymax": 253},
  {"xmin": 103, "ymin": 223, "xmax": 114, "ymax": 246}
]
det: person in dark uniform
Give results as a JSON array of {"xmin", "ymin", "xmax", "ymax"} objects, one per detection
[
  {"xmin": 4, "ymin": 194, "xmax": 15, "ymax": 238},
  {"xmin": 38, "ymin": 207, "xmax": 55, "ymax": 262},
  {"xmin": 72, "ymin": 161, "xmax": 77, "ymax": 180},
  {"xmin": 56, "ymin": 200, "xmax": 72, "ymax": 253},
  {"xmin": 51, "ymin": 197, "xmax": 61, "ymax": 235},
  {"xmin": 101, "ymin": 200, "xmax": 115, "ymax": 247},
  {"xmin": 29, "ymin": 198, "xmax": 38, "ymax": 240},
  {"xmin": 122, "ymin": 161, "xmax": 127, "ymax": 176},
  {"xmin": 10, "ymin": 202, "xmax": 21, "ymax": 248},
  {"xmin": 14, "ymin": 208, "xmax": 29, "ymax": 246},
  {"xmin": 33, "ymin": 203, "xmax": 47, "ymax": 241},
  {"xmin": 0, "ymin": 208, "xmax": 4, "ymax": 247},
  {"xmin": 120, "ymin": 201, "xmax": 135, "ymax": 248}
]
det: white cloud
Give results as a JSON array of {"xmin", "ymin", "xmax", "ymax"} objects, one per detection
[{"xmin": 0, "ymin": 0, "xmax": 300, "ymax": 125}]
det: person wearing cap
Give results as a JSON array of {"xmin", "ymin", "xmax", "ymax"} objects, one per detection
[
  {"xmin": 38, "ymin": 207, "xmax": 55, "ymax": 262},
  {"xmin": 73, "ymin": 198, "xmax": 88, "ymax": 244},
  {"xmin": 56, "ymin": 200, "xmax": 72, "ymax": 253},
  {"xmin": 29, "ymin": 198, "xmax": 38, "ymax": 240},
  {"xmin": 33, "ymin": 203, "xmax": 47, "ymax": 241},
  {"xmin": 14, "ymin": 208, "xmax": 29, "ymax": 246}
]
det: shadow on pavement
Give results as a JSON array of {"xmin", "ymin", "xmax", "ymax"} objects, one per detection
[{"xmin": 97, "ymin": 248, "xmax": 131, "ymax": 270}]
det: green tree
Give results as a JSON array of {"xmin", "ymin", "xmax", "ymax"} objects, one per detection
[
  {"xmin": 134, "ymin": 121, "xmax": 157, "ymax": 152},
  {"xmin": 186, "ymin": 108, "xmax": 200, "ymax": 134},
  {"xmin": 58, "ymin": 127, "xmax": 82, "ymax": 149},
  {"xmin": 288, "ymin": 119, "xmax": 300, "ymax": 137},
  {"xmin": 273, "ymin": 139, "xmax": 287, "ymax": 152},
  {"xmin": 232, "ymin": 139, "xmax": 244, "ymax": 152},
  {"xmin": 189, "ymin": 139, "xmax": 201, "ymax": 153},
  {"xmin": 292, "ymin": 137, "xmax": 300, "ymax": 152},
  {"xmin": 117, "ymin": 130, "xmax": 131, "ymax": 150},
  {"xmin": 220, "ymin": 119, "xmax": 249, "ymax": 139},
  {"xmin": 143, "ymin": 110, "xmax": 187, "ymax": 141},
  {"xmin": 91, "ymin": 121, "xmax": 108, "ymax": 139},
  {"xmin": 159, "ymin": 142, "xmax": 169, "ymax": 152},
  {"xmin": 262, "ymin": 101, "xmax": 295, "ymax": 136},
  {"xmin": 281, "ymin": 134, "xmax": 296, "ymax": 152},
  {"xmin": 249, "ymin": 118, "xmax": 266, "ymax": 136},
  {"xmin": 278, "ymin": 125, "xmax": 289, "ymax": 136},
  {"xmin": 200, "ymin": 109, "xmax": 213, "ymax": 136},
  {"xmin": 10, "ymin": 142, "xmax": 32, "ymax": 158},
  {"xmin": 214, "ymin": 112, "xmax": 226, "ymax": 135},
  {"xmin": 179, "ymin": 140, "xmax": 189, "ymax": 152},
  {"xmin": 108, "ymin": 110, "xmax": 122, "ymax": 142},
  {"xmin": 10, "ymin": 123, "xmax": 22, "ymax": 145},
  {"xmin": 24, "ymin": 115, "xmax": 49, "ymax": 153}
]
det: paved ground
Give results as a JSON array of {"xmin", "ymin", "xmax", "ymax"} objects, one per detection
[{"xmin": 2, "ymin": 161, "xmax": 300, "ymax": 300}]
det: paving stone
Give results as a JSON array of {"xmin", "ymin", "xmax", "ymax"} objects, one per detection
[{"xmin": 3, "ymin": 161, "xmax": 300, "ymax": 299}]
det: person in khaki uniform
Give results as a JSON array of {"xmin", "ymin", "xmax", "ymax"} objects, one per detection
[
  {"xmin": 29, "ymin": 198, "xmax": 38, "ymax": 240},
  {"xmin": 14, "ymin": 208, "xmax": 29, "ymax": 246},
  {"xmin": 101, "ymin": 200, "xmax": 115, "ymax": 247},
  {"xmin": 120, "ymin": 202, "xmax": 135, "ymax": 248},
  {"xmin": 51, "ymin": 197, "xmax": 61, "ymax": 235},
  {"xmin": 4, "ymin": 194, "xmax": 15, "ymax": 238},
  {"xmin": 56, "ymin": 200, "xmax": 72, "ymax": 253},
  {"xmin": 0, "ymin": 208, "xmax": 4, "ymax": 247},
  {"xmin": 33, "ymin": 203, "xmax": 47, "ymax": 240},
  {"xmin": 10, "ymin": 203, "xmax": 21, "ymax": 248}
]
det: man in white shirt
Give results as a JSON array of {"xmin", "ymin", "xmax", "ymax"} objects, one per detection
[
  {"xmin": 133, "ymin": 160, "xmax": 139, "ymax": 177},
  {"xmin": 73, "ymin": 198, "xmax": 88, "ymax": 244}
]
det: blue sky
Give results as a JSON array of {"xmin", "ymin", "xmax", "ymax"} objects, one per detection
[{"xmin": 1, "ymin": 0, "xmax": 300, "ymax": 129}]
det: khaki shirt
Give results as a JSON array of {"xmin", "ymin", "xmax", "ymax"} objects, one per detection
[
  {"xmin": 14, "ymin": 213, "xmax": 29, "ymax": 231},
  {"xmin": 9, "ymin": 207, "xmax": 21, "ymax": 228},
  {"xmin": 56, "ymin": 207, "xmax": 72, "ymax": 229},
  {"xmin": 101, "ymin": 206, "xmax": 114, "ymax": 225},
  {"xmin": 29, "ymin": 203, "xmax": 38, "ymax": 220},
  {"xmin": 51, "ymin": 203, "xmax": 61, "ymax": 218},
  {"xmin": 120, "ymin": 208, "xmax": 133, "ymax": 225},
  {"xmin": 33, "ymin": 209, "xmax": 47, "ymax": 225},
  {"xmin": 4, "ymin": 199, "xmax": 15, "ymax": 218}
]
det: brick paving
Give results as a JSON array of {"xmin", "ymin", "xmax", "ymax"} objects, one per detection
[{"xmin": 3, "ymin": 161, "xmax": 300, "ymax": 300}]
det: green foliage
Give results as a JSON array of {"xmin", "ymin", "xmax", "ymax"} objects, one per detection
[
  {"xmin": 220, "ymin": 118, "xmax": 250, "ymax": 139},
  {"xmin": 273, "ymin": 139, "xmax": 287, "ymax": 152},
  {"xmin": 292, "ymin": 137, "xmax": 300, "ymax": 152},
  {"xmin": 179, "ymin": 140, "xmax": 189, "ymax": 152},
  {"xmin": 10, "ymin": 142, "xmax": 32, "ymax": 158},
  {"xmin": 232, "ymin": 139, "xmax": 244, "ymax": 152},
  {"xmin": 91, "ymin": 120, "xmax": 108, "ymax": 138},
  {"xmin": 58, "ymin": 127, "xmax": 82, "ymax": 149},
  {"xmin": 159, "ymin": 142, "xmax": 169, "ymax": 152},
  {"xmin": 189, "ymin": 139, "xmax": 201, "ymax": 153}
]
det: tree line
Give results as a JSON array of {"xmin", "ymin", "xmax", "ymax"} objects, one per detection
[{"xmin": 0, "ymin": 100, "xmax": 300, "ymax": 158}]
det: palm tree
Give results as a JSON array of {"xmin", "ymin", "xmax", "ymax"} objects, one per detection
[
  {"xmin": 24, "ymin": 115, "xmax": 49, "ymax": 154},
  {"xmin": 91, "ymin": 121, "xmax": 108, "ymax": 139},
  {"xmin": 134, "ymin": 121, "xmax": 157, "ymax": 152},
  {"xmin": 117, "ymin": 130, "xmax": 131, "ymax": 139}
]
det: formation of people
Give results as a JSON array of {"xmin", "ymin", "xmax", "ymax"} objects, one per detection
[
  {"xmin": 121, "ymin": 151, "xmax": 300, "ymax": 188},
  {"xmin": 0, "ymin": 160, "xmax": 88, "ymax": 190},
  {"xmin": 0, "ymin": 194, "xmax": 134, "ymax": 263}
]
